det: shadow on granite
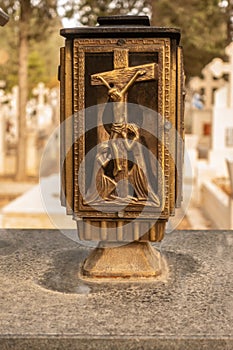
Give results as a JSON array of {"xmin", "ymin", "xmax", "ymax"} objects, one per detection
[
  {"xmin": 38, "ymin": 248, "xmax": 199, "ymax": 294},
  {"xmin": 0, "ymin": 229, "xmax": 232, "ymax": 349}
]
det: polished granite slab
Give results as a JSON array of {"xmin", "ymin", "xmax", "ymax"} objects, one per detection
[{"xmin": 0, "ymin": 229, "xmax": 232, "ymax": 349}]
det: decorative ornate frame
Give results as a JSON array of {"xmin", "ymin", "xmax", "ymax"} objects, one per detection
[{"xmin": 71, "ymin": 38, "xmax": 174, "ymax": 219}]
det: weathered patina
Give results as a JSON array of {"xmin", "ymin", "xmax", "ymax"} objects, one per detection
[{"xmin": 59, "ymin": 16, "xmax": 185, "ymax": 278}]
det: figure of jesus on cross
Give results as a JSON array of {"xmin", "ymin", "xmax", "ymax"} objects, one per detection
[
  {"xmin": 90, "ymin": 48, "xmax": 157, "ymax": 200},
  {"xmin": 95, "ymin": 69, "xmax": 146, "ymax": 176}
]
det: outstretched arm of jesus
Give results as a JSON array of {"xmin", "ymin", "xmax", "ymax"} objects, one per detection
[
  {"xmin": 95, "ymin": 75, "xmax": 111, "ymax": 89},
  {"xmin": 121, "ymin": 70, "xmax": 146, "ymax": 95}
]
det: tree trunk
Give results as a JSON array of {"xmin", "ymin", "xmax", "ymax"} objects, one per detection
[{"xmin": 16, "ymin": 2, "xmax": 30, "ymax": 181}]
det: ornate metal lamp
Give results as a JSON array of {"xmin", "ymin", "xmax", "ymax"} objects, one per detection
[{"xmin": 59, "ymin": 16, "xmax": 185, "ymax": 279}]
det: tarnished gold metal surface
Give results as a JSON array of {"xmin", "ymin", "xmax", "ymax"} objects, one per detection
[
  {"xmin": 85, "ymin": 48, "xmax": 159, "ymax": 205},
  {"xmin": 81, "ymin": 241, "xmax": 166, "ymax": 279},
  {"xmin": 60, "ymin": 25, "xmax": 184, "ymax": 244},
  {"xmin": 72, "ymin": 38, "xmax": 170, "ymax": 220},
  {"xmin": 176, "ymin": 46, "xmax": 185, "ymax": 207}
]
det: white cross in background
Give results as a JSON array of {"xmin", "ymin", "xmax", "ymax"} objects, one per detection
[
  {"xmin": 32, "ymin": 82, "xmax": 49, "ymax": 106},
  {"xmin": 190, "ymin": 62, "xmax": 224, "ymax": 109},
  {"xmin": 209, "ymin": 42, "xmax": 233, "ymax": 108}
]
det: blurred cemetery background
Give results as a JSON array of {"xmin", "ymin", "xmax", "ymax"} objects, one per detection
[{"xmin": 1, "ymin": 1, "xmax": 233, "ymax": 231}]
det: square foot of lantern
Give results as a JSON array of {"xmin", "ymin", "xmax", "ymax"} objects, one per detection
[{"xmin": 81, "ymin": 241, "xmax": 167, "ymax": 279}]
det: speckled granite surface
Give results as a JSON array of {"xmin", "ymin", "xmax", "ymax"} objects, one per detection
[{"xmin": 0, "ymin": 229, "xmax": 232, "ymax": 349}]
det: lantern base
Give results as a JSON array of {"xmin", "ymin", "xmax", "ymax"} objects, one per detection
[{"xmin": 81, "ymin": 241, "xmax": 165, "ymax": 279}]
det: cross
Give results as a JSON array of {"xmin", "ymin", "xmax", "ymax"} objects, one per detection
[
  {"xmin": 209, "ymin": 42, "xmax": 233, "ymax": 108},
  {"xmin": 32, "ymin": 82, "xmax": 49, "ymax": 106},
  {"xmin": 91, "ymin": 48, "xmax": 157, "ymax": 117},
  {"xmin": 91, "ymin": 48, "xmax": 157, "ymax": 199},
  {"xmin": 189, "ymin": 63, "xmax": 224, "ymax": 109}
]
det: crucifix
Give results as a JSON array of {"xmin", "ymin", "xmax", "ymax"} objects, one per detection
[{"xmin": 91, "ymin": 48, "xmax": 158, "ymax": 199}]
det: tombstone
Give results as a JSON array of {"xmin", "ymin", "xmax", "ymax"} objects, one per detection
[
  {"xmin": 187, "ymin": 62, "xmax": 224, "ymax": 159},
  {"xmin": 184, "ymin": 134, "xmax": 198, "ymax": 182},
  {"xmin": 49, "ymin": 87, "xmax": 60, "ymax": 126},
  {"xmin": 26, "ymin": 131, "xmax": 38, "ymax": 177},
  {"xmin": 0, "ymin": 86, "xmax": 19, "ymax": 176},
  {"xmin": 207, "ymin": 42, "xmax": 233, "ymax": 176},
  {"xmin": 26, "ymin": 83, "xmax": 53, "ymax": 177},
  {"xmin": 189, "ymin": 63, "xmax": 222, "ymax": 110},
  {"xmin": 26, "ymin": 98, "xmax": 37, "ymax": 129},
  {"xmin": 226, "ymin": 158, "xmax": 233, "ymax": 198},
  {"xmin": 5, "ymin": 86, "xmax": 19, "ymax": 149},
  {"xmin": 0, "ymin": 8, "xmax": 8, "ymax": 173},
  {"xmin": 32, "ymin": 82, "xmax": 53, "ymax": 132},
  {"xmin": 59, "ymin": 16, "xmax": 185, "ymax": 278},
  {"xmin": 0, "ymin": 88, "xmax": 6, "ymax": 174},
  {"xmin": 209, "ymin": 42, "xmax": 233, "ymax": 108},
  {"xmin": 0, "ymin": 87, "xmax": 18, "ymax": 175},
  {"xmin": 32, "ymin": 82, "xmax": 49, "ymax": 107},
  {"xmin": 1, "ymin": 174, "xmax": 76, "ymax": 229},
  {"xmin": 197, "ymin": 43, "xmax": 233, "ymax": 222}
]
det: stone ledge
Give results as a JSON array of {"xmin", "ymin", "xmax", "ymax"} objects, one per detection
[
  {"xmin": 0, "ymin": 336, "xmax": 232, "ymax": 350},
  {"xmin": 0, "ymin": 229, "xmax": 232, "ymax": 350}
]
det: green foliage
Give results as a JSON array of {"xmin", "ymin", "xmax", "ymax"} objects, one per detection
[
  {"xmin": 28, "ymin": 51, "xmax": 46, "ymax": 92},
  {"xmin": 71, "ymin": 0, "xmax": 227, "ymax": 78},
  {"xmin": 77, "ymin": 0, "xmax": 149, "ymax": 25},
  {"xmin": 0, "ymin": 0, "xmax": 228, "ymax": 85},
  {"xmin": 148, "ymin": 0, "xmax": 227, "ymax": 77},
  {"xmin": 0, "ymin": 17, "xmax": 18, "ymax": 90},
  {"xmin": 0, "ymin": 1, "xmax": 63, "ymax": 91},
  {"xmin": 0, "ymin": 0, "xmax": 58, "ymax": 31},
  {"xmin": 0, "ymin": 1, "xmax": 65, "ymax": 179}
]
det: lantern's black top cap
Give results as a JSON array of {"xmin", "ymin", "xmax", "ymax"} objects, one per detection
[
  {"xmin": 60, "ymin": 15, "xmax": 181, "ymax": 44},
  {"xmin": 97, "ymin": 15, "xmax": 150, "ymax": 26}
]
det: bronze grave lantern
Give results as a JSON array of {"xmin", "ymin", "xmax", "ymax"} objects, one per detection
[{"xmin": 59, "ymin": 16, "xmax": 184, "ymax": 278}]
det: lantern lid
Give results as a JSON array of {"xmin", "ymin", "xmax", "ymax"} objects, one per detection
[
  {"xmin": 97, "ymin": 15, "xmax": 150, "ymax": 26},
  {"xmin": 60, "ymin": 15, "xmax": 181, "ymax": 44}
]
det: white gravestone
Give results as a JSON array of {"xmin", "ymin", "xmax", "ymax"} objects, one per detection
[
  {"xmin": 209, "ymin": 42, "xmax": 233, "ymax": 108},
  {"xmin": 49, "ymin": 87, "xmax": 60, "ymax": 126},
  {"xmin": 189, "ymin": 63, "xmax": 224, "ymax": 110},
  {"xmin": 0, "ymin": 89, "xmax": 6, "ymax": 174},
  {"xmin": 187, "ymin": 63, "xmax": 224, "ymax": 158},
  {"xmin": 5, "ymin": 87, "xmax": 19, "ymax": 149},
  {"xmin": 32, "ymin": 82, "xmax": 53, "ymax": 131},
  {"xmin": 27, "ymin": 83, "xmax": 53, "ymax": 176},
  {"xmin": 0, "ymin": 88, "xmax": 18, "ymax": 175},
  {"xmin": 1, "ymin": 174, "xmax": 76, "ymax": 229},
  {"xmin": 208, "ymin": 42, "xmax": 233, "ymax": 176}
]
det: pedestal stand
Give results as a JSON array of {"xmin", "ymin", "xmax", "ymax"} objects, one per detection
[{"xmin": 82, "ymin": 241, "xmax": 164, "ymax": 279}]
